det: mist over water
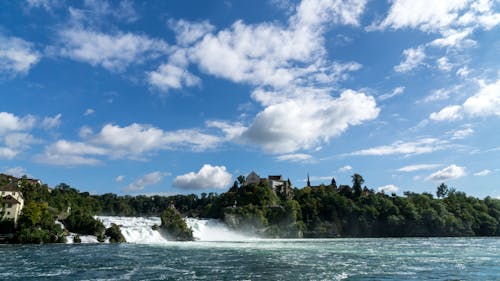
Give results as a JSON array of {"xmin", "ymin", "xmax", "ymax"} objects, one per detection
[{"xmin": 97, "ymin": 216, "xmax": 253, "ymax": 243}]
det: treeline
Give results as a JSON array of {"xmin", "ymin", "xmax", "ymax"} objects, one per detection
[{"xmin": 3, "ymin": 174, "xmax": 500, "ymax": 241}]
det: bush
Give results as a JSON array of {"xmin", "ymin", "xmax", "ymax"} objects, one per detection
[
  {"xmin": 160, "ymin": 207, "xmax": 193, "ymax": 241},
  {"xmin": 105, "ymin": 223, "xmax": 126, "ymax": 243},
  {"xmin": 63, "ymin": 210, "xmax": 105, "ymax": 240}
]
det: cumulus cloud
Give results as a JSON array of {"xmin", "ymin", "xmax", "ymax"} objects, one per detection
[
  {"xmin": 0, "ymin": 112, "xmax": 36, "ymax": 134},
  {"xmin": 394, "ymin": 46, "xmax": 426, "ymax": 73},
  {"xmin": 125, "ymin": 171, "xmax": 166, "ymax": 192},
  {"xmin": 437, "ymin": 57, "xmax": 453, "ymax": 71},
  {"xmin": 379, "ymin": 86, "xmax": 405, "ymax": 100},
  {"xmin": 37, "ymin": 122, "xmax": 225, "ymax": 165},
  {"xmin": 374, "ymin": 0, "xmax": 500, "ymax": 75},
  {"xmin": 375, "ymin": 0, "xmax": 500, "ymax": 32},
  {"xmin": 377, "ymin": 184, "xmax": 399, "ymax": 193},
  {"xmin": 397, "ymin": 164, "xmax": 441, "ymax": 172},
  {"xmin": 58, "ymin": 28, "xmax": 167, "ymax": 71},
  {"xmin": 241, "ymin": 89, "xmax": 379, "ymax": 153},
  {"xmin": 173, "ymin": 164, "xmax": 232, "ymax": 190},
  {"xmin": 275, "ymin": 153, "xmax": 313, "ymax": 162},
  {"xmin": 429, "ymin": 105, "xmax": 463, "ymax": 121},
  {"xmin": 0, "ymin": 34, "xmax": 40, "ymax": 77},
  {"xmin": 430, "ymin": 78, "xmax": 500, "ymax": 121},
  {"xmin": 426, "ymin": 164, "xmax": 466, "ymax": 181},
  {"xmin": 0, "ymin": 112, "xmax": 38, "ymax": 159},
  {"xmin": 115, "ymin": 175, "xmax": 125, "ymax": 182},
  {"xmin": 349, "ymin": 138, "xmax": 450, "ymax": 157},
  {"xmin": 339, "ymin": 165, "xmax": 353, "ymax": 172}
]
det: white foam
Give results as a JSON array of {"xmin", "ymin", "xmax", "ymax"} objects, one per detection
[{"xmin": 95, "ymin": 216, "xmax": 253, "ymax": 243}]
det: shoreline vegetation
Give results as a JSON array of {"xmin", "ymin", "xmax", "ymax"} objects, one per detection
[{"xmin": 1, "ymin": 173, "xmax": 500, "ymax": 243}]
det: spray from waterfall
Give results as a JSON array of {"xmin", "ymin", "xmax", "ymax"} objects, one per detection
[{"xmin": 97, "ymin": 216, "xmax": 254, "ymax": 243}]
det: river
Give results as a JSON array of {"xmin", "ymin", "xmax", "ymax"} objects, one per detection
[{"xmin": 0, "ymin": 216, "xmax": 499, "ymax": 280}]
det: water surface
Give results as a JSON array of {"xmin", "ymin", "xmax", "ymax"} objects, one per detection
[{"xmin": 1, "ymin": 238, "xmax": 499, "ymax": 280}]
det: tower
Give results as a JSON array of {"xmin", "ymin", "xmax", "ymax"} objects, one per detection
[{"xmin": 307, "ymin": 173, "xmax": 311, "ymax": 187}]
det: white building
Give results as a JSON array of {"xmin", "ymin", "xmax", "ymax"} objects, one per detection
[{"xmin": 1, "ymin": 183, "xmax": 24, "ymax": 226}]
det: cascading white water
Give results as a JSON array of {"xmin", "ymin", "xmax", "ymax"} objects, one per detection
[
  {"xmin": 185, "ymin": 218, "xmax": 252, "ymax": 241},
  {"xmin": 98, "ymin": 216, "xmax": 167, "ymax": 243},
  {"xmin": 96, "ymin": 216, "xmax": 253, "ymax": 243}
]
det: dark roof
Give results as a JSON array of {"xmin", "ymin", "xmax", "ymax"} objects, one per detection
[
  {"xmin": 2, "ymin": 195, "xmax": 21, "ymax": 205},
  {"xmin": 268, "ymin": 175, "xmax": 283, "ymax": 181},
  {"xmin": 0, "ymin": 183, "xmax": 20, "ymax": 192}
]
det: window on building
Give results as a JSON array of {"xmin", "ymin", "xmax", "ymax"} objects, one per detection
[{"xmin": 7, "ymin": 203, "xmax": 12, "ymax": 208}]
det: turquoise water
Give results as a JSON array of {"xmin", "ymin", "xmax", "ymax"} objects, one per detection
[{"xmin": 1, "ymin": 238, "xmax": 499, "ymax": 280}]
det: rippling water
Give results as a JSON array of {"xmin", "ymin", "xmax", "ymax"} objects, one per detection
[{"xmin": 1, "ymin": 238, "xmax": 499, "ymax": 280}]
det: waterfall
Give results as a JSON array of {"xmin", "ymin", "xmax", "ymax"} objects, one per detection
[{"xmin": 96, "ymin": 216, "xmax": 252, "ymax": 243}]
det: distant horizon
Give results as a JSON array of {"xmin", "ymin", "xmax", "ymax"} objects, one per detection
[{"xmin": 1, "ymin": 0, "xmax": 499, "ymax": 198}]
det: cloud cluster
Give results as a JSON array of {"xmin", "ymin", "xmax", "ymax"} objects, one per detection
[
  {"xmin": 430, "ymin": 78, "xmax": 500, "ymax": 121},
  {"xmin": 58, "ymin": 28, "xmax": 168, "ymax": 72},
  {"xmin": 0, "ymin": 112, "xmax": 37, "ymax": 159},
  {"xmin": 173, "ymin": 164, "xmax": 232, "ymax": 190},
  {"xmin": 146, "ymin": 0, "xmax": 379, "ymax": 154},
  {"xmin": 374, "ymin": 0, "xmax": 500, "ymax": 74},
  {"xmin": 38, "ymin": 123, "xmax": 224, "ymax": 165},
  {"xmin": 426, "ymin": 164, "xmax": 466, "ymax": 181},
  {"xmin": 0, "ymin": 34, "xmax": 40, "ymax": 77}
]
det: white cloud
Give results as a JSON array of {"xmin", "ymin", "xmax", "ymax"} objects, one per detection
[
  {"xmin": 173, "ymin": 164, "xmax": 232, "ymax": 190},
  {"xmin": 397, "ymin": 164, "xmax": 441, "ymax": 172},
  {"xmin": 420, "ymin": 88, "xmax": 454, "ymax": 103},
  {"xmin": 3, "ymin": 166, "xmax": 28, "ymax": 178},
  {"xmin": 0, "ymin": 112, "xmax": 37, "ymax": 159},
  {"xmin": 58, "ymin": 28, "xmax": 167, "ymax": 71},
  {"xmin": 241, "ymin": 89, "xmax": 379, "ymax": 154},
  {"xmin": 474, "ymin": 169, "xmax": 491, "ymax": 176},
  {"xmin": 84, "ymin": 109, "xmax": 95, "ymax": 116},
  {"xmin": 0, "ymin": 34, "xmax": 40, "ymax": 76},
  {"xmin": 37, "ymin": 122, "xmax": 225, "ymax": 165},
  {"xmin": 115, "ymin": 175, "xmax": 125, "ymax": 182},
  {"xmin": 375, "ymin": 0, "xmax": 498, "ymax": 32},
  {"xmin": 379, "ymin": 86, "xmax": 405, "ymax": 100},
  {"xmin": 377, "ymin": 184, "xmax": 399, "ymax": 193},
  {"xmin": 430, "ymin": 78, "xmax": 500, "ymax": 121},
  {"xmin": 339, "ymin": 165, "xmax": 353, "ymax": 172},
  {"xmin": 0, "ymin": 112, "xmax": 36, "ymax": 134},
  {"xmin": 275, "ymin": 153, "xmax": 313, "ymax": 162},
  {"xmin": 169, "ymin": 19, "xmax": 215, "ymax": 46},
  {"xmin": 426, "ymin": 164, "xmax": 466, "ymax": 181},
  {"xmin": 350, "ymin": 138, "xmax": 449, "ymax": 157},
  {"xmin": 125, "ymin": 171, "xmax": 166, "ymax": 192},
  {"xmin": 148, "ymin": 62, "xmax": 200, "ymax": 92},
  {"xmin": 80, "ymin": 0, "xmax": 139, "ymax": 24},
  {"xmin": 42, "ymin": 113, "xmax": 62, "ymax": 130},
  {"xmin": 437, "ymin": 57, "xmax": 453, "ymax": 71},
  {"xmin": 429, "ymin": 105, "xmax": 463, "ymax": 121},
  {"xmin": 35, "ymin": 140, "xmax": 107, "ymax": 166},
  {"xmin": 429, "ymin": 28, "xmax": 475, "ymax": 48},
  {"xmin": 394, "ymin": 46, "xmax": 426, "ymax": 73},
  {"xmin": 449, "ymin": 125, "xmax": 474, "ymax": 140}
]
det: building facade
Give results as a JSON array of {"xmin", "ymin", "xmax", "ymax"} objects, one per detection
[{"xmin": 1, "ymin": 183, "xmax": 25, "ymax": 226}]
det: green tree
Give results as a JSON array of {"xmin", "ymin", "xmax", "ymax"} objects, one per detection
[{"xmin": 436, "ymin": 183, "xmax": 449, "ymax": 198}]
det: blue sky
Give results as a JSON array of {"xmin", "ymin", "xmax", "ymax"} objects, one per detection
[{"xmin": 1, "ymin": 0, "xmax": 499, "ymax": 198}]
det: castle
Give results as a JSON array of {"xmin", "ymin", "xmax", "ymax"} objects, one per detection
[{"xmin": 244, "ymin": 171, "xmax": 293, "ymax": 199}]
